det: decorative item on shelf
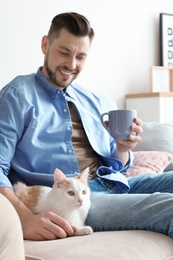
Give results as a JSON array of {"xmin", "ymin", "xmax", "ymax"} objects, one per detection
[
  {"xmin": 160, "ymin": 13, "xmax": 173, "ymax": 67},
  {"xmin": 150, "ymin": 66, "xmax": 173, "ymax": 92}
]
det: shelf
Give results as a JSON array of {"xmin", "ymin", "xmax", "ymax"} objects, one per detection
[
  {"xmin": 125, "ymin": 92, "xmax": 173, "ymax": 122},
  {"xmin": 125, "ymin": 92, "xmax": 173, "ymax": 98}
]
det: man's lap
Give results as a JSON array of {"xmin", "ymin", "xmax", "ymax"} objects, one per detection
[{"xmin": 87, "ymin": 188, "xmax": 173, "ymax": 238}]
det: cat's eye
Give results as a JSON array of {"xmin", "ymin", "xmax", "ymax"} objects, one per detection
[
  {"xmin": 68, "ymin": 190, "xmax": 75, "ymax": 196},
  {"xmin": 82, "ymin": 190, "xmax": 87, "ymax": 195}
]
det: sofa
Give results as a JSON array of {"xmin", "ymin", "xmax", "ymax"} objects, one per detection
[{"xmin": 3, "ymin": 121, "xmax": 173, "ymax": 259}]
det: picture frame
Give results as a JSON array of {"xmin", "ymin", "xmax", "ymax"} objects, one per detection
[
  {"xmin": 160, "ymin": 13, "xmax": 173, "ymax": 67},
  {"xmin": 150, "ymin": 66, "xmax": 173, "ymax": 92}
]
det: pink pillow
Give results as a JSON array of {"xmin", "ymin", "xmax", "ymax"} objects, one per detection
[{"xmin": 125, "ymin": 151, "xmax": 173, "ymax": 177}]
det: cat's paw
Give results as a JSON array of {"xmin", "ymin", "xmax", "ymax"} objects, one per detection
[{"xmin": 74, "ymin": 226, "xmax": 93, "ymax": 236}]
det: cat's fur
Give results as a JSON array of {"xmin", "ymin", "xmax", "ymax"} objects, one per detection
[{"xmin": 13, "ymin": 167, "xmax": 93, "ymax": 236}]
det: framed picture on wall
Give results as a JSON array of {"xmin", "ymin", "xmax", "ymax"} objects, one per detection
[
  {"xmin": 150, "ymin": 66, "xmax": 173, "ymax": 92},
  {"xmin": 160, "ymin": 13, "xmax": 173, "ymax": 67}
]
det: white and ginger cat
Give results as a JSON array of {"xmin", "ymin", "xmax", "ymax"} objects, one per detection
[{"xmin": 13, "ymin": 167, "xmax": 93, "ymax": 236}]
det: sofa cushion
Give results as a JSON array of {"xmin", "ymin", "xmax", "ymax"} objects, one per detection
[
  {"xmin": 133, "ymin": 121, "xmax": 173, "ymax": 171},
  {"xmin": 125, "ymin": 151, "xmax": 173, "ymax": 177},
  {"xmin": 24, "ymin": 231, "xmax": 173, "ymax": 260}
]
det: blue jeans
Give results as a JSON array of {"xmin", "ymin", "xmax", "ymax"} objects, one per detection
[{"xmin": 86, "ymin": 172, "xmax": 173, "ymax": 238}]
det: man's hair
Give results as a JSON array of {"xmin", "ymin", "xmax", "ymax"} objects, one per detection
[{"xmin": 47, "ymin": 12, "xmax": 94, "ymax": 43}]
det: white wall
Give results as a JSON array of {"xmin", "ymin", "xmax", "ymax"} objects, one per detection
[{"xmin": 1, "ymin": 0, "xmax": 173, "ymax": 108}]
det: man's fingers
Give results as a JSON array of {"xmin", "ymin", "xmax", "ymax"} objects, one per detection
[
  {"xmin": 42, "ymin": 211, "xmax": 75, "ymax": 238},
  {"xmin": 23, "ymin": 211, "xmax": 75, "ymax": 240}
]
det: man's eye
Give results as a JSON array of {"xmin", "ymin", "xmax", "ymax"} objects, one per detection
[
  {"xmin": 77, "ymin": 56, "xmax": 86, "ymax": 61},
  {"xmin": 59, "ymin": 51, "xmax": 68, "ymax": 56}
]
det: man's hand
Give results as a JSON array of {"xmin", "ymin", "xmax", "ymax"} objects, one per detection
[
  {"xmin": 22, "ymin": 210, "xmax": 76, "ymax": 240},
  {"xmin": 116, "ymin": 117, "xmax": 143, "ymax": 152},
  {"xmin": 115, "ymin": 117, "xmax": 143, "ymax": 165}
]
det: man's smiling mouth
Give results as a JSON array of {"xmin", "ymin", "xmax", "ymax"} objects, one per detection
[{"xmin": 59, "ymin": 69, "xmax": 73, "ymax": 75}]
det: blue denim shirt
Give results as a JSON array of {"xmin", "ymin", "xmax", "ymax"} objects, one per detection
[{"xmin": 0, "ymin": 68, "xmax": 133, "ymax": 191}]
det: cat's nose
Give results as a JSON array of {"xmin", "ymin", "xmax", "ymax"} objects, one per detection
[{"xmin": 78, "ymin": 199, "xmax": 83, "ymax": 205}]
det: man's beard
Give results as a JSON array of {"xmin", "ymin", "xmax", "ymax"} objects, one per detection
[{"xmin": 45, "ymin": 60, "xmax": 75, "ymax": 89}]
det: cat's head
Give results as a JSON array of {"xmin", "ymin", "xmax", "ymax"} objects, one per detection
[{"xmin": 53, "ymin": 167, "xmax": 90, "ymax": 208}]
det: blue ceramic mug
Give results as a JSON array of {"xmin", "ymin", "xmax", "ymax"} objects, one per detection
[{"xmin": 100, "ymin": 109, "xmax": 137, "ymax": 140}]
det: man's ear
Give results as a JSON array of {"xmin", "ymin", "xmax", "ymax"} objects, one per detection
[{"xmin": 41, "ymin": 35, "xmax": 49, "ymax": 54}]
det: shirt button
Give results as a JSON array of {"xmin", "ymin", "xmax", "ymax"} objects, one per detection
[
  {"xmin": 57, "ymin": 90, "xmax": 61, "ymax": 94},
  {"xmin": 67, "ymin": 126, "xmax": 71, "ymax": 131},
  {"xmin": 68, "ymin": 149, "xmax": 73, "ymax": 154},
  {"xmin": 63, "ymin": 108, "xmax": 67, "ymax": 112}
]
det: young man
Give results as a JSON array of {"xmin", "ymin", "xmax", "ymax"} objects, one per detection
[{"xmin": 1, "ymin": 12, "xmax": 173, "ymax": 241}]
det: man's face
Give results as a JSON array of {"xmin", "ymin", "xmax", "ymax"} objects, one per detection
[{"xmin": 41, "ymin": 28, "xmax": 91, "ymax": 90}]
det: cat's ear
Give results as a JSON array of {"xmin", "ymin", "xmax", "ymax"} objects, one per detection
[
  {"xmin": 54, "ymin": 168, "xmax": 67, "ymax": 186},
  {"xmin": 79, "ymin": 167, "xmax": 89, "ymax": 183}
]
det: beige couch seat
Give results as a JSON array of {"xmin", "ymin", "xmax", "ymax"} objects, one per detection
[{"xmin": 24, "ymin": 230, "xmax": 173, "ymax": 260}]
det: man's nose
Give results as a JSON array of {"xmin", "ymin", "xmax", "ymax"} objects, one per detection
[{"xmin": 66, "ymin": 56, "xmax": 76, "ymax": 70}]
